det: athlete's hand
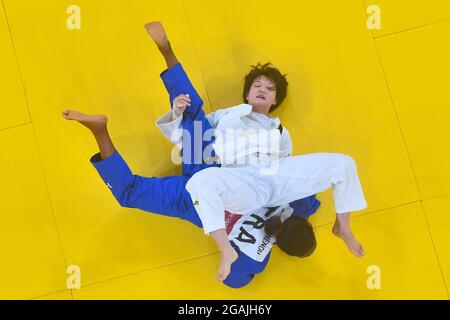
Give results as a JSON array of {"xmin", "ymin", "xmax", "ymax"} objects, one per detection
[{"xmin": 172, "ymin": 94, "xmax": 191, "ymax": 118}]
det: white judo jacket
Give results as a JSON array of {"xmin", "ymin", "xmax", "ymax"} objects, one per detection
[{"xmin": 155, "ymin": 103, "xmax": 293, "ymax": 166}]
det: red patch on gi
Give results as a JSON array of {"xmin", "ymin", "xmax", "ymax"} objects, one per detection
[{"xmin": 225, "ymin": 210, "xmax": 242, "ymax": 235}]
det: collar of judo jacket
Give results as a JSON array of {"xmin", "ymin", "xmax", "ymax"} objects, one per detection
[{"xmin": 231, "ymin": 103, "xmax": 281, "ymax": 129}]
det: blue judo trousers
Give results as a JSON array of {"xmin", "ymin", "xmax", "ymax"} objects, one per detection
[{"xmin": 90, "ymin": 63, "xmax": 321, "ymax": 288}]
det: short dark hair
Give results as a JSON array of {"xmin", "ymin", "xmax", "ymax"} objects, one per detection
[
  {"xmin": 265, "ymin": 215, "xmax": 316, "ymax": 257},
  {"xmin": 242, "ymin": 62, "xmax": 289, "ymax": 112}
]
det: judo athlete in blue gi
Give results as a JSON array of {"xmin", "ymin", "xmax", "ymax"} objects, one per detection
[{"xmin": 61, "ymin": 21, "xmax": 322, "ymax": 288}]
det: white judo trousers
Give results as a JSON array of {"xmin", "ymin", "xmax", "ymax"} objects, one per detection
[{"xmin": 185, "ymin": 153, "xmax": 368, "ymax": 234}]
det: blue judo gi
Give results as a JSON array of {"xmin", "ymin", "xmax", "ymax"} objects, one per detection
[{"xmin": 90, "ymin": 63, "xmax": 321, "ymax": 288}]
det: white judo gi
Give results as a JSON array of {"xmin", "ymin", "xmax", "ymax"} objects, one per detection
[{"xmin": 157, "ymin": 103, "xmax": 368, "ymax": 235}]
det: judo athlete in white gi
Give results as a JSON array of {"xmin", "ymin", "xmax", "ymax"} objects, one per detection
[
  {"xmin": 180, "ymin": 57, "xmax": 368, "ymax": 281},
  {"xmin": 159, "ymin": 58, "xmax": 368, "ymax": 281},
  {"xmin": 149, "ymin": 21, "xmax": 367, "ymax": 281}
]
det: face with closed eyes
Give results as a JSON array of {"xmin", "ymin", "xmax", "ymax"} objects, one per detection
[{"xmin": 246, "ymin": 75, "xmax": 277, "ymax": 115}]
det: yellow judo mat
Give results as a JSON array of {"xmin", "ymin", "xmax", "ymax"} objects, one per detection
[{"xmin": 1, "ymin": 0, "xmax": 449, "ymax": 299}]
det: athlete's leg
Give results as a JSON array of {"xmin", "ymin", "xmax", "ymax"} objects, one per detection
[
  {"xmin": 146, "ymin": 21, "xmax": 218, "ymax": 176},
  {"xmin": 62, "ymin": 110, "xmax": 202, "ymax": 226},
  {"xmin": 146, "ymin": 21, "xmax": 203, "ymax": 120},
  {"xmin": 186, "ymin": 154, "xmax": 367, "ymax": 256}
]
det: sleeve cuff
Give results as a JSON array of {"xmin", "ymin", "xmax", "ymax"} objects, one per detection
[
  {"xmin": 203, "ymin": 222, "xmax": 227, "ymax": 235},
  {"xmin": 155, "ymin": 110, "xmax": 182, "ymax": 125},
  {"xmin": 155, "ymin": 111, "xmax": 183, "ymax": 145}
]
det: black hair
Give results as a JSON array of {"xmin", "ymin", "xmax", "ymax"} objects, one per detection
[
  {"xmin": 242, "ymin": 62, "xmax": 289, "ymax": 112},
  {"xmin": 265, "ymin": 215, "xmax": 316, "ymax": 257}
]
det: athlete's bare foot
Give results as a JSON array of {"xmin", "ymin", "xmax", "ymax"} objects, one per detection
[
  {"xmin": 216, "ymin": 247, "xmax": 239, "ymax": 282},
  {"xmin": 144, "ymin": 21, "xmax": 170, "ymax": 51},
  {"xmin": 332, "ymin": 222, "xmax": 365, "ymax": 258},
  {"xmin": 62, "ymin": 110, "xmax": 107, "ymax": 133}
]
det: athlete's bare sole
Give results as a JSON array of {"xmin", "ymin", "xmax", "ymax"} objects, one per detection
[
  {"xmin": 62, "ymin": 110, "xmax": 107, "ymax": 132},
  {"xmin": 145, "ymin": 21, "xmax": 170, "ymax": 51}
]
